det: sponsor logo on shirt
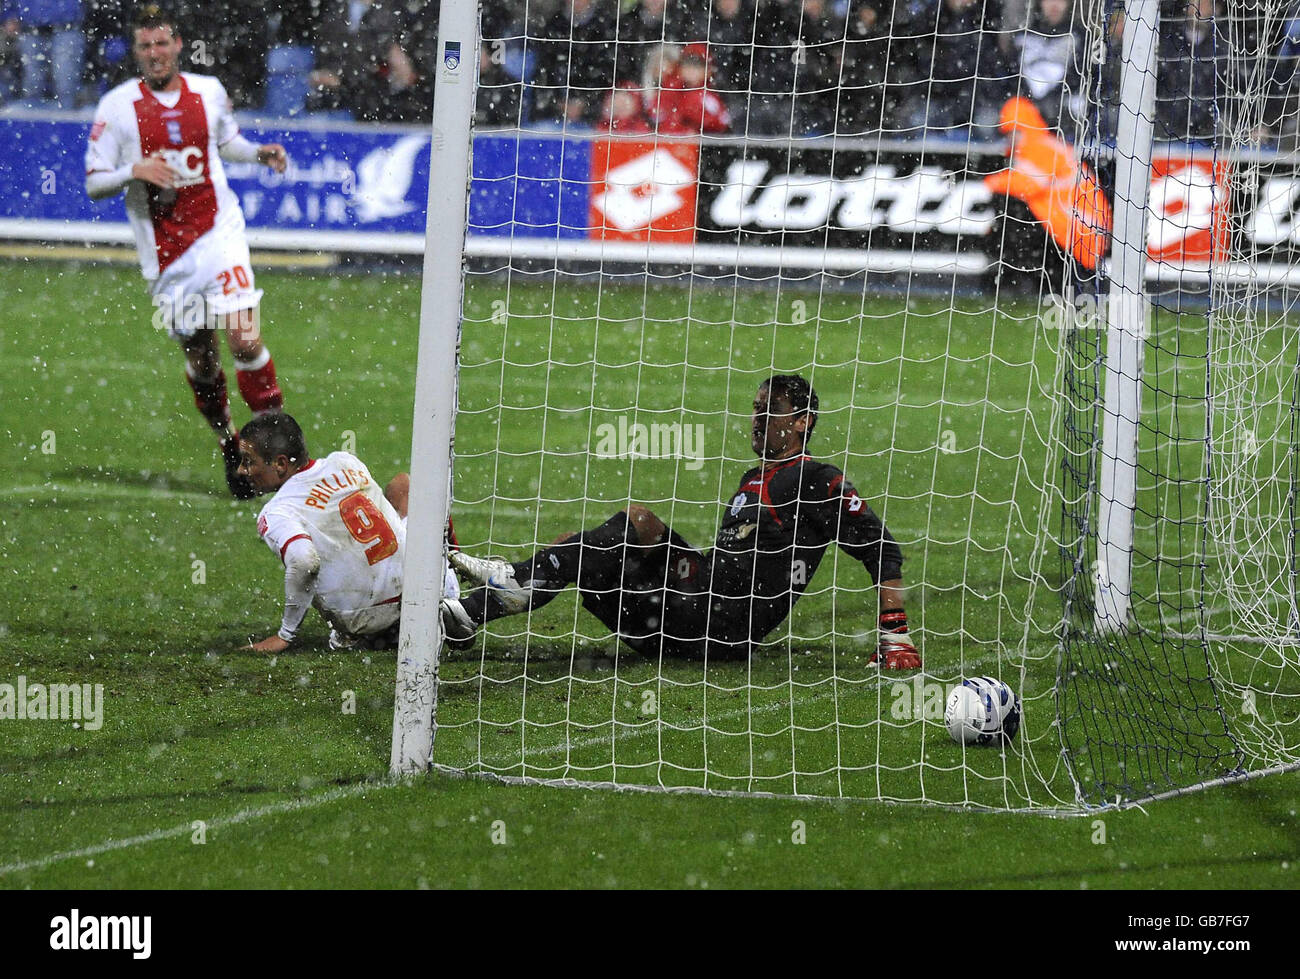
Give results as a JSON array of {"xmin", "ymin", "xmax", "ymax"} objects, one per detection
[{"xmin": 161, "ymin": 145, "xmax": 206, "ymax": 187}]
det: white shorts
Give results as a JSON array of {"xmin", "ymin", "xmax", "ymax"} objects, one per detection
[{"xmin": 149, "ymin": 229, "xmax": 264, "ymax": 339}]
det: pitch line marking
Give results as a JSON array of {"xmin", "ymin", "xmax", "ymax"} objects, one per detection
[
  {"xmin": 0, "ymin": 780, "xmax": 393, "ymax": 878},
  {"xmin": 0, "ymin": 482, "xmax": 219, "ymax": 503}
]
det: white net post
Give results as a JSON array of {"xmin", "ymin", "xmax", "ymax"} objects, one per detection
[
  {"xmin": 390, "ymin": 1, "xmax": 478, "ymax": 775},
  {"xmin": 1094, "ymin": 0, "xmax": 1159, "ymax": 633}
]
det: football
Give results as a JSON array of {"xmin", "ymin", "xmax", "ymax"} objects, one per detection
[{"xmin": 945, "ymin": 677, "xmax": 1022, "ymax": 746}]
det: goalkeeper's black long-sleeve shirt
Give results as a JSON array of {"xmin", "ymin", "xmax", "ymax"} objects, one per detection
[{"xmin": 705, "ymin": 453, "xmax": 903, "ymax": 646}]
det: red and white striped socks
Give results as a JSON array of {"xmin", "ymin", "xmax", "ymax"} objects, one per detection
[{"xmin": 234, "ymin": 347, "xmax": 284, "ymax": 416}]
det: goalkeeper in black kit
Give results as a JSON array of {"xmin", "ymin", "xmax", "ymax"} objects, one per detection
[{"xmin": 442, "ymin": 375, "xmax": 921, "ymax": 669}]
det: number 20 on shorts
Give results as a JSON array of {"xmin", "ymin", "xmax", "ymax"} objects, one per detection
[{"xmin": 216, "ymin": 265, "xmax": 251, "ymax": 295}]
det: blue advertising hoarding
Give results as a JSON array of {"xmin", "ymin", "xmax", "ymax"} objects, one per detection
[{"xmin": 0, "ymin": 115, "xmax": 590, "ymax": 250}]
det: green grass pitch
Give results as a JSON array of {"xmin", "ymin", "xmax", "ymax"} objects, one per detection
[{"xmin": 0, "ymin": 258, "xmax": 1296, "ymax": 888}]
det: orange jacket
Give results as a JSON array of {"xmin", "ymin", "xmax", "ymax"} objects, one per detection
[{"xmin": 983, "ymin": 98, "xmax": 1112, "ymax": 270}]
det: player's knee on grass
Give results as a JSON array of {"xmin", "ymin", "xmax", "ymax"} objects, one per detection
[{"xmin": 384, "ymin": 473, "xmax": 410, "ymax": 518}]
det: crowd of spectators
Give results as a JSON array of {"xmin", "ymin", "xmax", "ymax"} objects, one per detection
[
  {"xmin": 0, "ymin": 1, "xmax": 441, "ymax": 122},
  {"xmin": 485, "ymin": 0, "xmax": 1300, "ymax": 143},
  {"xmin": 2, "ymin": 0, "xmax": 1300, "ymax": 143}
]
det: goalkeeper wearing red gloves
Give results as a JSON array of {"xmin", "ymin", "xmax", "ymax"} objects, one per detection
[{"xmin": 444, "ymin": 375, "xmax": 920, "ymax": 669}]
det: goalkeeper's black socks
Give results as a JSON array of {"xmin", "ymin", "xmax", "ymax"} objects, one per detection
[
  {"xmin": 458, "ymin": 584, "xmax": 522, "ymax": 625},
  {"xmin": 515, "ymin": 512, "xmax": 639, "ymax": 590},
  {"xmin": 879, "ymin": 607, "xmax": 909, "ymax": 638},
  {"xmin": 460, "ymin": 513, "xmax": 641, "ymax": 626}
]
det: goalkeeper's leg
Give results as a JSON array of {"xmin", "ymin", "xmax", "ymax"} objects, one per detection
[{"xmin": 443, "ymin": 511, "xmax": 646, "ymax": 640}]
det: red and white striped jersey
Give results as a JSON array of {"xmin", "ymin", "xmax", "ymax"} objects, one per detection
[
  {"xmin": 85, "ymin": 73, "xmax": 249, "ymax": 280},
  {"xmin": 257, "ymin": 453, "xmax": 406, "ymax": 637}
]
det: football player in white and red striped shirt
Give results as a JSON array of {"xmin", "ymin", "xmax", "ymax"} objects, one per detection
[
  {"xmin": 84, "ymin": 4, "xmax": 289, "ymax": 499},
  {"xmin": 235, "ymin": 413, "xmax": 459, "ymax": 654}
]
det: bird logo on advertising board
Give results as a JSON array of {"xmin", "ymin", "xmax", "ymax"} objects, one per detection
[{"xmin": 350, "ymin": 135, "xmax": 427, "ymax": 222}]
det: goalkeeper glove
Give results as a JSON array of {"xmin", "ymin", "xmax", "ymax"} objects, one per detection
[{"xmin": 872, "ymin": 607, "xmax": 921, "ymax": 669}]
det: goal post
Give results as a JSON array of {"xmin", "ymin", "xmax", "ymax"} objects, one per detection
[
  {"xmin": 1094, "ymin": 0, "xmax": 1160, "ymax": 633},
  {"xmin": 391, "ymin": 5, "xmax": 479, "ymax": 775}
]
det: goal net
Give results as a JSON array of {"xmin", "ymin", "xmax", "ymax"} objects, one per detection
[
  {"xmin": 396, "ymin": 0, "xmax": 1300, "ymax": 811},
  {"xmin": 1060, "ymin": 0, "xmax": 1300, "ymax": 804}
]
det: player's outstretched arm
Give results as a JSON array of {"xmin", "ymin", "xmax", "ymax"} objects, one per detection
[
  {"xmin": 816, "ymin": 475, "xmax": 920, "ymax": 669},
  {"xmin": 244, "ymin": 537, "xmax": 320, "ymax": 654},
  {"xmin": 215, "ymin": 133, "xmax": 288, "ymax": 173},
  {"xmin": 212, "ymin": 77, "xmax": 289, "ymax": 173},
  {"xmin": 247, "ymin": 634, "xmax": 291, "ymax": 654},
  {"xmin": 874, "ymin": 579, "xmax": 921, "ymax": 670}
]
